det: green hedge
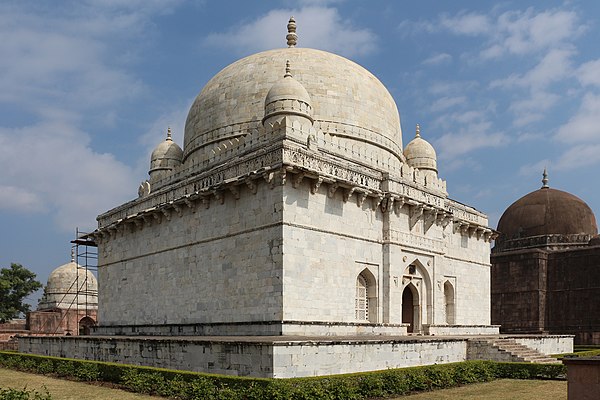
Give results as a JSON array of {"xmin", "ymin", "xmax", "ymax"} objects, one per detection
[
  {"xmin": 553, "ymin": 348, "xmax": 600, "ymax": 359},
  {"xmin": 0, "ymin": 387, "xmax": 52, "ymax": 400},
  {"xmin": 0, "ymin": 351, "xmax": 566, "ymax": 400}
]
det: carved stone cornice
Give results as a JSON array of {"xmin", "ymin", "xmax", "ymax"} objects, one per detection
[
  {"xmin": 493, "ymin": 233, "xmax": 592, "ymax": 252},
  {"xmin": 97, "ymin": 140, "xmax": 491, "ymax": 238}
]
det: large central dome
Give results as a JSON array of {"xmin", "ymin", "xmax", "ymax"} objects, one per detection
[{"xmin": 183, "ymin": 47, "xmax": 403, "ymax": 164}]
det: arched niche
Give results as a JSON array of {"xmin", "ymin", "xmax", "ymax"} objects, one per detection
[
  {"xmin": 355, "ymin": 268, "xmax": 377, "ymax": 323},
  {"xmin": 444, "ymin": 280, "xmax": 456, "ymax": 325}
]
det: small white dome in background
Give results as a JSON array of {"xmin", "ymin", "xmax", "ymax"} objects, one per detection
[
  {"xmin": 149, "ymin": 127, "xmax": 183, "ymax": 178},
  {"xmin": 404, "ymin": 124, "xmax": 437, "ymax": 173},
  {"xmin": 38, "ymin": 257, "xmax": 98, "ymax": 311}
]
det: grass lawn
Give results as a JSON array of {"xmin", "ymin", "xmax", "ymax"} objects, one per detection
[
  {"xmin": 397, "ymin": 379, "xmax": 567, "ymax": 399},
  {"xmin": 0, "ymin": 368, "xmax": 157, "ymax": 400}
]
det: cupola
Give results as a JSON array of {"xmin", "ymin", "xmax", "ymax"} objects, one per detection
[
  {"xmin": 149, "ymin": 127, "xmax": 183, "ymax": 182},
  {"xmin": 263, "ymin": 60, "xmax": 313, "ymax": 126},
  {"xmin": 404, "ymin": 124, "xmax": 437, "ymax": 174}
]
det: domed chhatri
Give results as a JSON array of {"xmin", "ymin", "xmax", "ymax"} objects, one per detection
[
  {"xmin": 149, "ymin": 127, "xmax": 183, "ymax": 182},
  {"xmin": 496, "ymin": 170, "xmax": 598, "ymax": 245},
  {"xmin": 263, "ymin": 60, "xmax": 313, "ymax": 125},
  {"xmin": 38, "ymin": 254, "xmax": 98, "ymax": 311},
  {"xmin": 404, "ymin": 124, "xmax": 437, "ymax": 174}
]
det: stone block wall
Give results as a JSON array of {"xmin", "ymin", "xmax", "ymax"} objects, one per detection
[
  {"xmin": 98, "ymin": 183, "xmax": 285, "ymax": 328},
  {"xmin": 547, "ymin": 246, "xmax": 600, "ymax": 344},
  {"xmin": 19, "ymin": 335, "xmax": 470, "ymax": 378},
  {"xmin": 491, "ymin": 249, "xmax": 548, "ymax": 333}
]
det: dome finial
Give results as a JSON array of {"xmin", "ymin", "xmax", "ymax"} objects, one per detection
[
  {"xmin": 71, "ymin": 248, "xmax": 75, "ymax": 263},
  {"xmin": 542, "ymin": 167, "xmax": 549, "ymax": 188},
  {"xmin": 416, "ymin": 124, "xmax": 421, "ymax": 138},
  {"xmin": 284, "ymin": 60, "xmax": 292, "ymax": 78},
  {"xmin": 286, "ymin": 17, "xmax": 297, "ymax": 47},
  {"xmin": 166, "ymin": 127, "xmax": 172, "ymax": 141}
]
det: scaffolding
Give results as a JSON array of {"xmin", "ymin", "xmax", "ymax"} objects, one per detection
[{"xmin": 70, "ymin": 227, "xmax": 98, "ymax": 322}]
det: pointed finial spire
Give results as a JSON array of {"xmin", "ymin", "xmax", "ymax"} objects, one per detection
[
  {"xmin": 542, "ymin": 167, "xmax": 549, "ymax": 188},
  {"xmin": 286, "ymin": 17, "xmax": 297, "ymax": 47},
  {"xmin": 71, "ymin": 248, "xmax": 75, "ymax": 263},
  {"xmin": 284, "ymin": 60, "xmax": 292, "ymax": 78},
  {"xmin": 416, "ymin": 124, "xmax": 421, "ymax": 138},
  {"xmin": 166, "ymin": 127, "xmax": 172, "ymax": 141}
]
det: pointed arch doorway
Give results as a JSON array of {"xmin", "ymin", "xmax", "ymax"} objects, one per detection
[{"xmin": 402, "ymin": 283, "xmax": 420, "ymax": 333}]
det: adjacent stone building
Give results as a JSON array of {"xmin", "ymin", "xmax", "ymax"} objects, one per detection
[
  {"xmin": 492, "ymin": 171, "xmax": 600, "ymax": 344},
  {"xmin": 26, "ymin": 256, "xmax": 98, "ymax": 336}
]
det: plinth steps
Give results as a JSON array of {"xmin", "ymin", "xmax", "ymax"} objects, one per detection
[{"xmin": 469, "ymin": 338, "xmax": 559, "ymax": 364}]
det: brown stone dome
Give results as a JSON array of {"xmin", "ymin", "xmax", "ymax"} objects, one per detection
[{"xmin": 497, "ymin": 187, "xmax": 598, "ymax": 240}]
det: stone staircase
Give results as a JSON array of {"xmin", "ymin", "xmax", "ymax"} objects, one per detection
[{"xmin": 468, "ymin": 338, "xmax": 560, "ymax": 364}]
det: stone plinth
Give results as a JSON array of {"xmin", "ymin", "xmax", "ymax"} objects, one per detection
[{"xmin": 19, "ymin": 334, "xmax": 573, "ymax": 378}]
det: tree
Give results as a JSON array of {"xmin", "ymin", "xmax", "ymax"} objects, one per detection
[{"xmin": 0, "ymin": 263, "xmax": 43, "ymax": 322}]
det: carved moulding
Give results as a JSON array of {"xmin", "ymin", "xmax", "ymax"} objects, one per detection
[{"xmin": 452, "ymin": 220, "xmax": 496, "ymax": 243}]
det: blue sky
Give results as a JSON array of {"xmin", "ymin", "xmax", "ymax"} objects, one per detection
[{"xmin": 2, "ymin": 0, "xmax": 600, "ymax": 305}]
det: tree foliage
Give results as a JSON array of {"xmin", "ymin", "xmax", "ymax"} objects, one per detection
[{"xmin": 0, "ymin": 263, "xmax": 43, "ymax": 322}]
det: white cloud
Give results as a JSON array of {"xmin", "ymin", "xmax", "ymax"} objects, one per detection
[
  {"xmin": 0, "ymin": 2, "xmax": 176, "ymax": 232},
  {"xmin": 0, "ymin": 186, "xmax": 45, "ymax": 213},
  {"xmin": 577, "ymin": 59, "xmax": 600, "ymax": 87},
  {"xmin": 509, "ymin": 90, "xmax": 560, "ymax": 126},
  {"xmin": 555, "ymin": 144, "xmax": 600, "ymax": 170},
  {"xmin": 491, "ymin": 48, "xmax": 574, "ymax": 90},
  {"xmin": 489, "ymin": 48, "xmax": 574, "ymax": 127},
  {"xmin": 416, "ymin": 7, "xmax": 583, "ymax": 59},
  {"xmin": 203, "ymin": 7, "xmax": 377, "ymax": 57},
  {"xmin": 555, "ymin": 93, "xmax": 600, "ymax": 143},
  {"xmin": 429, "ymin": 96, "xmax": 466, "ymax": 113},
  {"xmin": 435, "ymin": 129, "xmax": 509, "ymax": 160},
  {"xmin": 438, "ymin": 12, "xmax": 491, "ymax": 36},
  {"xmin": 422, "ymin": 53, "xmax": 452, "ymax": 66},
  {"xmin": 483, "ymin": 8, "xmax": 583, "ymax": 58},
  {"xmin": 0, "ymin": 4, "xmax": 147, "ymax": 114},
  {"xmin": 518, "ymin": 159, "xmax": 550, "ymax": 177},
  {"xmin": 0, "ymin": 122, "xmax": 139, "ymax": 231},
  {"xmin": 516, "ymin": 132, "xmax": 543, "ymax": 143}
]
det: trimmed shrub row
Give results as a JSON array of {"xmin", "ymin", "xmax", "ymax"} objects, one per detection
[
  {"xmin": 552, "ymin": 348, "xmax": 600, "ymax": 359},
  {"xmin": 0, "ymin": 351, "xmax": 566, "ymax": 400},
  {"xmin": 0, "ymin": 387, "xmax": 52, "ymax": 400}
]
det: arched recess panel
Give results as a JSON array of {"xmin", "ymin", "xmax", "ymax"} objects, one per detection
[
  {"xmin": 355, "ymin": 268, "xmax": 377, "ymax": 323},
  {"xmin": 444, "ymin": 280, "xmax": 456, "ymax": 325}
]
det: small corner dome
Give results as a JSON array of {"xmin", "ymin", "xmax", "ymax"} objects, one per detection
[
  {"xmin": 497, "ymin": 185, "xmax": 598, "ymax": 240},
  {"xmin": 265, "ymin": 61, "xmax": 312, "ymax": 106},
  {"xmin": 404, "ymin": 125, "xmax": 437, "ymax": 172},
  {"xmin": 150, "ymin": 128, "xmax": 183, "ymax": 173},
  {"xmin": 263, "ymin": 61, "xmax": 313, "ymax": 124}
]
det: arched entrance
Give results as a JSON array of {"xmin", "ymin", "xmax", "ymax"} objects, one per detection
[
  {"xmin": 402, "ymin": 284, "xmax": 419, "ymax": 333},
  {"xmin": 78, "ymin": 316, "xmax": 96, "ymax": 335}
]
